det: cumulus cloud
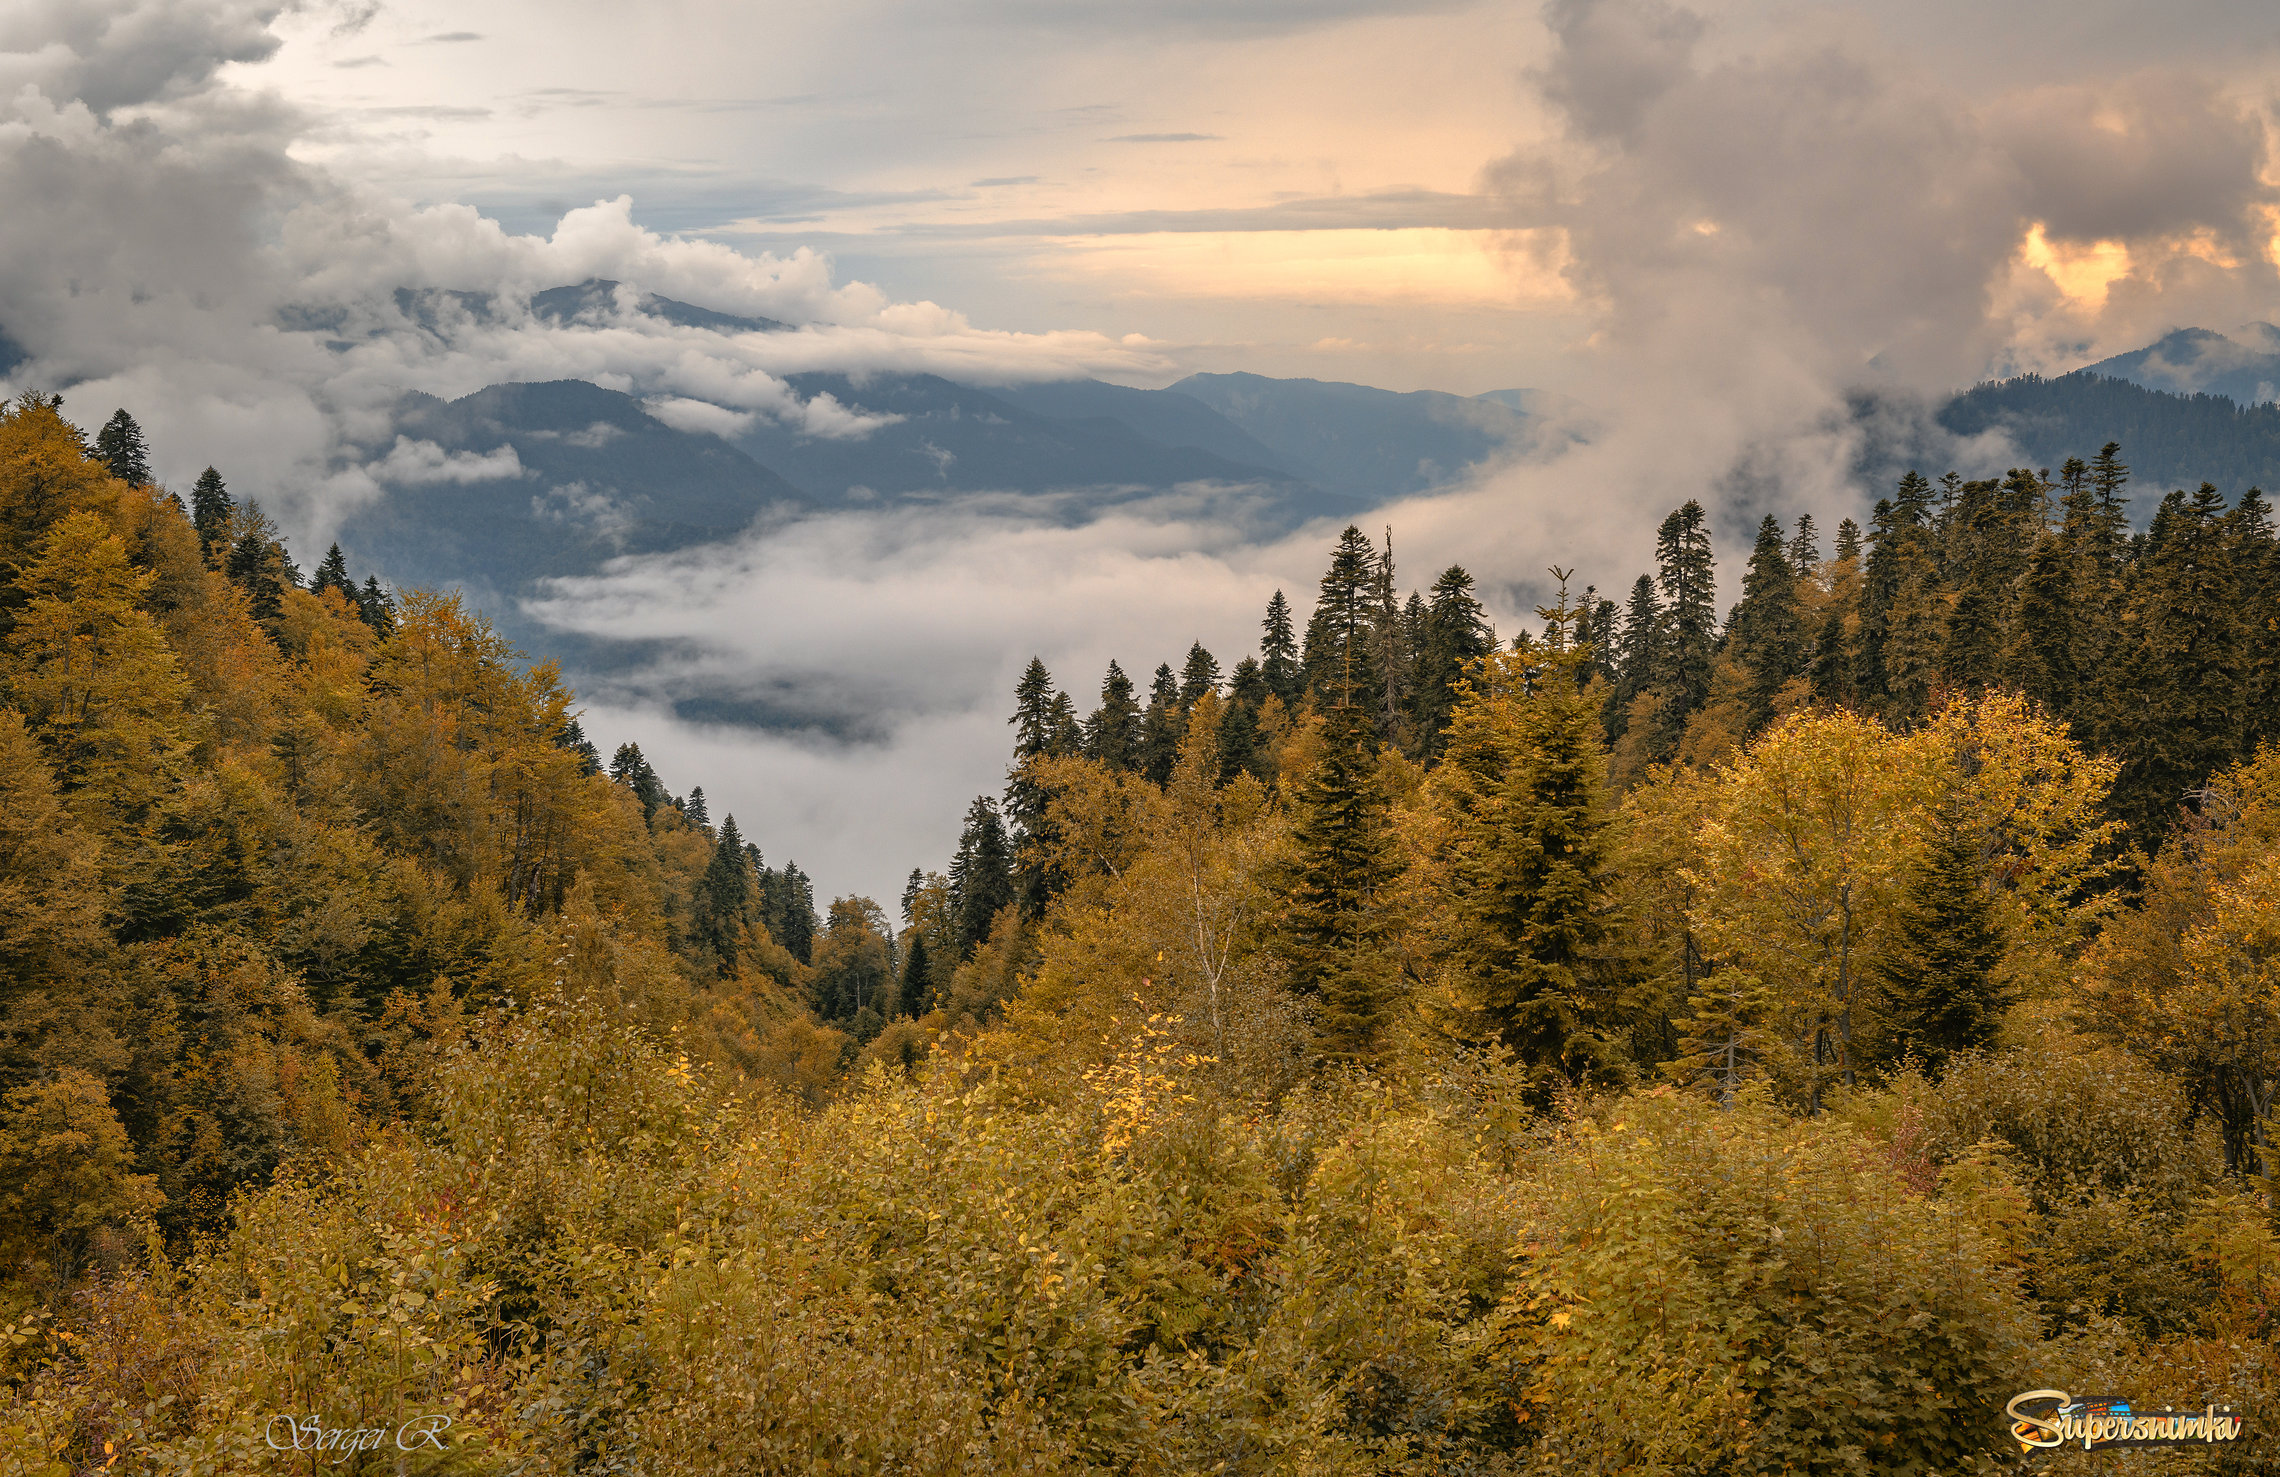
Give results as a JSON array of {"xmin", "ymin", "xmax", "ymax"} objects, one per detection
[{"xmin": 372, "ymin": 437, "xmax": 525, "ymax": 484}]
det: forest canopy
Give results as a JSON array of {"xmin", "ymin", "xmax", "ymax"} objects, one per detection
[{"xmin": 1, "ymin": 399, "xmax": 2277, "ymax": 1474}]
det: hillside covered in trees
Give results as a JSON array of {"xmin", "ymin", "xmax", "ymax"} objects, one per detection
[{"xmin": 2, "ymin": 395, "xmax": 2278, "ymax": 1474}]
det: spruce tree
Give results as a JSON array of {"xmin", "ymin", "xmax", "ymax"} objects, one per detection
[
  {"xmin": 1788, "ymin": 513, "xmax": 1820, "ymax": 576},
  {"xmin": 357, "ymin": 576, "xmax": 395, "ymax": 634},
  {"xmin": 684, "ymin": 785, "xmax": 710, "ymax": 828},
  {"xmin": 1415, "ymin": 564, "xmax": 1493, "ymax": 757},
  {"xmin": 692, "ymin": 815, "xmax": 753, "ymax": 975},
  {"xmin": 948, "ymin": 797, "xmax": 1015, "ymax": 959},
  {"xmin": 2107, "ymin": 484, "xmax": 2247, "ymax": 846},
  {"xmin": 1434, "ymin": 588, "xmax": 1636, "ymax": 1097},
  {"xmin": 1177, "ymin": 642, "xmax": 1221, "ymax": 707},
  {"xmin": 898, "ymin": 929, "xmax": 936, "ymax": 1016},
  {"xmin": 1260, "ymin": 590, "xmax": 1301, "ymax": 706},
  {"xmin": 900, "ymin": 867, "xmax": 925, "ymax": 926},
  {"xmin": 1137, "ymin": 664, "xmax": 1184, "ymax": 786},
  {"xmin": 609, "ymin": 742, "xmax": 669, "ymax": 822},
  {"xmin": 1084, "ymin": 660, "xmax": 1142, "ymax": 772},
  {"xmin": 311, "ymin": 543, "xmax": 354, "ymax": 598},
  {"xmin": 93, "ymin": 409, "xmax": 152, "ymax": 487},
  {"xmin": 1729, "ymin": 513, "xmax": 1806, "ymax": 731},
  {"xmin": 1867, "ymin": 791, "xmax": 2010, "ymax": 1072},
  {"xmin": 1219, "ymin": 656, "xmax": 1268, "ymax": 784},
  {"xmin": 189, "ymin": 467, "xmax": 233, "ymax": 562},
  {"xmin": 1282, "ymin": 695, "xmax": 1399, "ymax": 1065},
  {"xmin": 2229, "ymin": 488, "xmax": 2280, "ymax": 751},
  {"xmin": 1606, "ymin": 573, "xmax": 1665, "ymax": 741},
  {"xmin": 227, "ymin": 530, "xmax": 284, "ymax": 622},
  {"xmin": 1302, "ymin": 526, "xmax": 1383, "ymax": 711},
  {"xmin": 1006, "ymin": 658, "xmax": 1077, "ymax": 915},
  {"xmin": 557, "ymin": 718, "xmax": 601, "ymax": 775},
  {"xmin": 1833, "ymin": 517, "xmax": 1862, "ymax": 564},
  {"xmin": 1650, "ymin": 501, "xmax": 1716, "ymax": 752}
]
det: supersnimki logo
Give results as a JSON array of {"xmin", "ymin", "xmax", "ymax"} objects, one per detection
[{"xmin": 2006, "ymin": 1390, "xmax": 2246, "ymax": 1453}]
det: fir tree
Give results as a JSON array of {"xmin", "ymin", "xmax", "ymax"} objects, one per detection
[
  {"xmin": 692, "ymin": 815, "xmax": 753, "ymax": 975},
  {"xmin": 1084, "ymin": 660, "xmax": 1142, "ymax": 772},
  {"xmin": 1282, "ymin": 693, "xmax": 1400, "ymax": 1066},
  {"xmin": 948, "ymin": 796, "xmax": 1015, "ymax": 960},
  {"xmin": 189, "ymin": 467, "xmax": 233, "ymax": 563},
  {"xmin": 2107, "ymin": 484, "xmax": 2247, "ymax": 845},
  {"xmin": 1006, "ymin": 658, "xmax": 1077, "ymax": 915},
  {"xmin": 900, "ymin": 867, "xmax": 925, "ymax": 926},
  {"xmin": 1177, "ymin": 642, "xmax": 1221, "ymax": 707},
  {"xmin": 226, "ymin": 530, "xmax": 284, "ymax": 623},
  {"xmin": 1867, "ymin": 792, "xmax": 2010, "ymax": 1072},
  {"xmin": 1433, "ymin": 587, "xmax": 1637, "ymax": 1098},
  {"xmin": 1219, "ymin": 656, "xmax": 1268, "ymax": 784},
  {"xmin": 1833, "ymin": 517, "xmax": 1862, "ymax": 564},
  {"xmin": 762, "ymin": 861, "xmax": 817, "ymax": 964},
  {"xmin": 93, "ymin": 410, "xmax": 151, "ymax": 488},
  {"xmin": 1260, "ymin": 589, "xmax": 1302, "ymax": 706},
  {"xmin": 556, "ymin": 718, "xmax": 601, "ymax": 775},
  {"xmin": 1137, "ymin": 663, "xmax": 1183, "ymax": 786},
  {"xmin": 357, "ymin": 576, "xmax": 395, "ymax": 634},
  {"xmin": 1650, "ymin": 501, "xmax": 1716, "ymax": 752},
  {"xmin": 311, "ymin": 543, "xmax": 353, "ymax": 598},
  {"xmin": 898, "ymin": 929, "xmax": 936, "ymax": 1016},
  {"xmin": 684, "ymin": 785, "xmax": 710, "ymax": 829},
  {"xmin": 2229, "ymin": 488, "xmax": 2280, "ymax": 751},
  {"xmin": 1788, "ymin": 513, "xmax": 1820, "ymax": 576},
  {"xmin": 609, "ymin": 742, "xmax": 669, "ymax": 822},
  {"xmin": 1729, "ymin": 514, "xmax": 1806, "ymax": 731},
  {"xmin": 1606, "ymin": 573, "xmax": 1665, "ymax": 741},
  {"xmin": 1302, "ymin": 526, "xmax": 1383, "ymax": 712},
  {"xmin": 1415, "ymin": 564, "xmax": 1494, "ymax": 757}
]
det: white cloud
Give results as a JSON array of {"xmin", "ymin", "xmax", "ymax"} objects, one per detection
[
  {"xmin": 373, "ymin": 436, "xmax": 525, "ymax": 484},
  {"xmin": 643, "ymin": 396, "xmax": 756, "ymax": 438}
]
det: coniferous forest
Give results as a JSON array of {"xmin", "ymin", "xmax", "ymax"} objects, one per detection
[{"xmin": 4, "ymin": 391, "xmax": 2280, "ymax": 1474}]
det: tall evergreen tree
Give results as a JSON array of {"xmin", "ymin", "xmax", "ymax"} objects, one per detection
[
  {"xmin": 1414, "ymin": 564, "xmax": 1494, "ymax": 757},
  {"xmin": 1605, "ymin": 573, "xmax": 1666, "ymax": 741},
  {"xmin": 1431, "ymin": 588, "xmax": 1637, "ymax": 1098},
  {"xmin": 2229, "ymin": 487, "xmax": 2280, "ymax": 751},
  {"xmin": 609, "ymin": 742, "xmax": 669, "ymax": 822},
  {"xmin": 310, "ymin": 543, "xmax": 353, "ymax": 598},
  {"xmin": 188, "ymin": 468, "xmax": 233, "ymax": 564},
  {"xmin": 948, "ymin": 796, "xmax": 1015, "ymax": 960},
  {"xmin": 1650, "ymin": 501, "xmax": 1716, "ymax": 752},
  {"xmin": 93, "ymin": 410, "xmax": 151, "ymax": 488},
  {"xmin": 1006, "ymin": 658, "xmax": 1078, "ymax": 916},
  {"xmin": 226, "ymin": 530, "xmax": 284, "ymax": 622},
  {"xmin": 1867, "ymin": 792, "xmax": 2010, "ymax": 1072},
  {"xmin": 1729, "ymin": 514, "xmax": 1806, "ymax": 731},
  {"xmin": 691, "ymin": 815, "xmax": 753, "ymax": 975},
  {"xmin": 1177, "ymin": 642, "xmax": 1222, "ymax": 707},
  {"xmin": 1281, "ymin": 694, "xmax": 1400, "ymax": 1066},
  {"xmin": 357, "ymin": 576, "xmax": 396, "ymax": 635},
  {"xmin": 1788, "ymin": 513, "xmax": 1820, "ymax": 577},
  {"xmin": 1260, "ymin": 589, "xmax": 1301, "ymax": 706},
  {"xmin": 760, "ymin": 861, "xmax": 817, "ymax": 964},
  {"xmin": 1084, "ymin": 660, "xmax": 1142, "ymax": 772},
  {"xmin": 901, "ymin": 867, "xmax": 925, "ymax": 927},
  {"xmin": 1219, "ymin": 656, "xmax": 1269, "ymax": 784},
  {"xmin": 683, "ymin": 785, "xmax": 710, "ymax": 828},
  {"xmin": 2107, "ymin": 484, "xmax": 2247, "ymax": 846},
  {"xmin": 1302, "ymin": 526, "xmax": 1383, "ymax": 712},
  {"xmin": 556, "ymin": 719, "xmax": 601, "ymax": 775},
  {"xmin": 1833, "ymin": 517, "xmax": 1862, "ymax": 564},
  {"xmin": 1137, "ymin": 663, "xmax": 1184, "ymax": 786},
  {"xmin": 898, "ymin": 929, "xmax": 936, "ymax": 1016}
]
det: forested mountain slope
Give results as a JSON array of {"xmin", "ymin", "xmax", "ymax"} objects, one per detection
[{"xmin": 3, "ymin": 396, "xmax": 2277, "ymax": 1475}]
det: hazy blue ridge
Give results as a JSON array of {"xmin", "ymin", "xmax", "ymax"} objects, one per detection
[
  {"xmin": 1169, "ymin": 370, "xmax": 1537, "ymax": 502},
  {"xmin": 726, "ymin": 371, "xmax": 1356, "ymax": 523},
  {"xmin": 1933, "ymin": 371, "xmax": 2280, "ymax": 497},
  {"xmin": 2080, "ymin": 325, "xmax": 2280, "ymax": 408},
  {"xmin": 529, "ymin": 279, "xmax": 794, "ymax": 334},
  {"xmin": 989, "ymin": 378, "xmax": 1310, "ymax": 478},
  {"xmin": 336, "ymin": 379, "xmax": 808, "ymax": 651}
]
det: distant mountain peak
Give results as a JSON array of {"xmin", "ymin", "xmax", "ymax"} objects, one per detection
[
  {"xmin": 528, "ymin": 279, "xmax": 792, "ymax": 335},
  {"xmin": 2083, "ymin": 324, "xmax": 2280, "ymax": 408}
]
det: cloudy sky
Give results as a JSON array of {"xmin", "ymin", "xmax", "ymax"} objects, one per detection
[{"xmin": 7, "ymin": 0, "xmax": 2280, "ymax": 901}]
